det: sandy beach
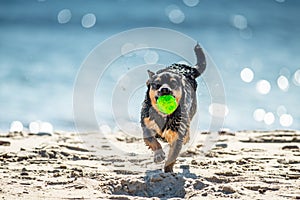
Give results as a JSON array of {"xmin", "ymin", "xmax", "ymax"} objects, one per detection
[{"xmin": 0, "ymin": 129, "xmax": 299, "ymax": 199}]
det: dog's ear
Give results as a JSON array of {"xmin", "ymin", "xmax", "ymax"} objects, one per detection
[
  {"xmin": 146, "ymin": 70, "xmax": 154, "ymax": 86},
  {"xmin": 147, "ymin": 70, "xmax": 155, "ymax": 78},
  {"xmin": 146, "ymin": 70, "xmax": 155, "ymax": 87}
]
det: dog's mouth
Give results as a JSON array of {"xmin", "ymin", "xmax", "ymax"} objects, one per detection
[
  {"xmin": 155, "ymin": 93, "xmax": 174, "ymax": 101},
  {"xmin": 155, "ymin": 88, "xmax": 174, "ymax": 102},
  {"xmin": 155, "ymin": 94, "xmax": 176, "ymax": 102}
]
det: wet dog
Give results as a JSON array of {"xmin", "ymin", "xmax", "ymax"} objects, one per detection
[{"xmin": 141, "ymin": 44, "xmax": 206, "ymax": 172}]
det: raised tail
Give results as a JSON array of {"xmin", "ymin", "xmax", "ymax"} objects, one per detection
[{"xmin": 193, "ymin": 43, "xmax": 206, "ymax": 78}]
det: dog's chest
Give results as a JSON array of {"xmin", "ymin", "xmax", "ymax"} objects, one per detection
[
  {"xmin": 149, "ymin": 110, "xmax": 178, "ymax": 133},
  {"xmin": 152, "ymin": 116, "xmax": 179, "ymax": 144}
]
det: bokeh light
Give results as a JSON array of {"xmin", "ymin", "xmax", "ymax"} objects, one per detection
[
  {"xmin": 253, "ymin": 108, "xmax": 266, "ymax": 122},
  {"xmin": 240, "ymin": 67, "xmax": 254, "ymax": 83},
  {"xmin": 57, "ymin": 9, "xmax": 72, "ymax": 24},
  {"xmin": 183, "ymin": 0, "xmax": 199, "ymax": 7},
  {"xmin": 264, "ymin": 112, "xmax": 275, "ymax": 125},
  {"xmin": 279, "ymin": 114, "xmax": 293, "ymax": 127},
  {"xmin": 29, "ymin": 121, "xmax": 40, "ymax": 134},
  {"xmin": 167, "ymin": 7, "xmax": 185, "ymax": 24},
  {"xmin": 293, "ymin": 69, "xmax": 300, "ymax": 86},
  {"xmin": 277, "ymin": 75, "xmax": 289, "ymax": 91},
  {"xmin": 144, "ymin": 50, "xmax": 159, "ymax": 64},
  {"xmin": 231, "ymin": 14, "xmax": 248, "ymax": 30},
  {"xmin": 208, "ymin": 103, "xmax": 229, "ymax": 118},
  {"xmin": 81, "ymin": 13, "xmax": 96, "ymax": 28},
  {"xmin": 256, "ymin": 80, "xmax": 271, "ymax": 94},
  {"xmin": 40, "ymin": 122, "xmax": 53, "ymax": 134},
  {"xmin": 9, "ymin": 121, "xmax": 23, "ymax": 133}
]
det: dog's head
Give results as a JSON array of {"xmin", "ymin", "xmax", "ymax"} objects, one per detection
[{"xmin": 147, "ymin": 70, "xmax": 183, "ymax": 114}]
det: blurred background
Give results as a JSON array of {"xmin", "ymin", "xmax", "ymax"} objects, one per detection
[{"xmin": 0, "ymin": 0, "xmax": 299, "ymax": 132}]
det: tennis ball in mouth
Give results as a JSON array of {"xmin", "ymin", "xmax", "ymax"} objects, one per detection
[{"xmin": 156, "ymin": 95, "xmax": 178, "ymax": 115}]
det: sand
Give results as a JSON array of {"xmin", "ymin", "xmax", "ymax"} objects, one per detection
[{"xmin": 0, "ymin": 129, "xmax": 299, "ymax": 199}]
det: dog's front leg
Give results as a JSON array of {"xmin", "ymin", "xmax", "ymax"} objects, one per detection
[
  {"xmin": 163, "ymin": 128, "xmax": 185, "ymax": 172},
  {"xmin": 142, "ymin": 127, "xmax": 165, "ymax": 163},
  {"xmin": 164, "ymin": 136, "xmax": 183, "ymax": 173},
  {"xmin": 164, "ymin": 114, "xmax": 191, "ymax": 173}
]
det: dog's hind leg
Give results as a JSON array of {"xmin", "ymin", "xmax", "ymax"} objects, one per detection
[{"xmin": 143, "ymin": 127, "xmax": 165, "ymax": 163}]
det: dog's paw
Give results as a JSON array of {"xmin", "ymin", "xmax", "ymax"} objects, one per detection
[{"xmin": 154, "ymin": 149, "xmax": 165, "ymax": 163}]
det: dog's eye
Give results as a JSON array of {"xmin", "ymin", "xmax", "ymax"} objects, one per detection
[
  {"xmin": 151, "ymin": 83, "xmax": 161, "ymax": 90},
  {"xmin": 170, "ymin": 80, "xmax": 178, "ymax": 89}
]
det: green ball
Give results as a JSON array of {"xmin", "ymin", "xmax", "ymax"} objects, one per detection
[{"xmin": 156, "ymin": 95, "xmax": 178, "ymax": 115}]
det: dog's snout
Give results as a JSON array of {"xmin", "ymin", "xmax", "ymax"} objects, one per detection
[{"xmin": 159, "ymin": 87, "xmax": 171, "ymax": 95}]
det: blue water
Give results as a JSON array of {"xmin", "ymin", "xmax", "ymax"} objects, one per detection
[{"xmin": 0, "ymin": 0, "xmax": 300, "ymax": 132}]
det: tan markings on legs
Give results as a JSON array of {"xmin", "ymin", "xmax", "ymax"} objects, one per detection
[
  {"xmin": 163, "ymin": 129, "xmax": 179, "ymax": 145},
  {"xmin": 143, "ymin": 117, "xmax": 162, "ymax": 136},
  {"xmin": 183, "ymin": 134, "xmax": 190, "ymax": 145},
  {"xmin": 144, "ymin": 137, "xmax": 162, "ymax": 151},
  {"xmin": 183, "ymin": 127, "xmax": 190, "ymax": 144}
]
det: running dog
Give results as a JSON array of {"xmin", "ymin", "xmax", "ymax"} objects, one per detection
[{"xmin": 141, "ymin": 44, "xmax": 206, "ymax": 172}]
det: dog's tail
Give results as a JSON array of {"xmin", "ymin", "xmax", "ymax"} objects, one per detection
[{"xmin": 193, "ymin": 43, "xmax": 206, "ymax": 78}]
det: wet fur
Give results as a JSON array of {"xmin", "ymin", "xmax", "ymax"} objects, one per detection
[{"xmin": 141, "ymin": 44, "xmax": 206, "ymax": 172}]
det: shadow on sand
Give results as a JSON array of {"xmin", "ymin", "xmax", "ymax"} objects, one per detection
[{"xmin": 111, "ymin": 165, "xmax": 206, "ymax": 199}]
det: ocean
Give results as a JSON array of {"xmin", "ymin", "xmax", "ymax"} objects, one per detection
[{"xmin": 1, "ymin": 0, "xmax": 300, "ymax": 133}]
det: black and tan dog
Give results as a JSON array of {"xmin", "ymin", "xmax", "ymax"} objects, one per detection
[{"xmin": 141, "ymin": 44, "xmax": 206, "ymax": 172}]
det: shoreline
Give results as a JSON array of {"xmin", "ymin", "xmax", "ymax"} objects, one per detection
[{"xmin": 0, "ymin": 130, "xmax": 299, "ymax": 199}]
